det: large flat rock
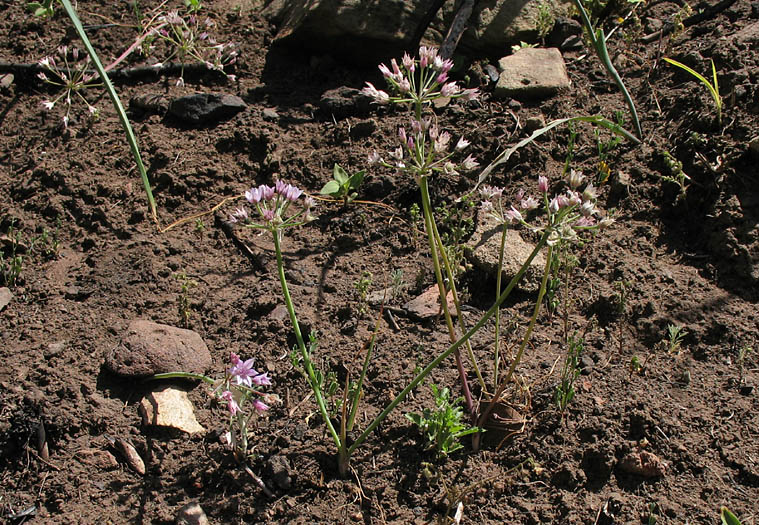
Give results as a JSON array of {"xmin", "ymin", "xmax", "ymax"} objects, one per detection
[
  {"xmin": 495, "ymin": 47, "xmax": 570, "ymax": 100},
  {"xmin": 105, "ymin": 320, "xmax": 211, "ymax": 378},
  {"xmin": 263, "ymin": 0, "xmax": 573, "ymax": 63},
  {"xmin": 466, "ymin": 217, "xmax": 546, "ymax": 292}
]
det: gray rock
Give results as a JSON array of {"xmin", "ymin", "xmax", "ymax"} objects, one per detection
[
  {"xmin": 176, "ymin": 502, "xmax": 209, "ymax": 525},
  {"xmin": 168, "ymin": 93, "xmax": 246, "ymax": 124},
  {"xmin": 263, "ymin": 0, "xmax": 573, "ymax": 63},
  {"xmin": 547, "ymin": 16, "xmax": 582, "ymax": 47},
  {"xmin": 319, "ymin": 86, "xmax": 374, "ymax": 118},
  {"xmin": 466, "ymin": 216, "xmax": 546, "ymax": 292},
  {"xmin": 495, "ymin": 48, "xmax": 570, "ymax": 100},
  {"xmin": 524, "ymin": 115, "xmax": 546, "ymax": 134},
  {"xmin": 105, "ymin": 320, "xmax": 211, "ymax": 378},
  {"xmin": 266, "ymin": 455, "xmax": 293, "ymax": 490},
  {"xmin": 262, "ymin": 107, "xmax": 280, "ymax": 121},
  {"xmin": 0, "ymin": 287, "xmax": 12, "ymax": 311}
]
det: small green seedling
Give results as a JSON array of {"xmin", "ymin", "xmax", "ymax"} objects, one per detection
[
  {"xmin": 555, "ymin": 334, "xmax": 582, "ymax": 418},
  {"xmin": 721, "ymin": 506, "xmax": 742, "ymax": 525},
  {"xmin": 665, "ymin": 324, "xmax": 687, "ymax": 354},
  {"xmin": 662, "ymin": 57, "xmax": 722, "ymax": 126},
  {"xmin": 406, "ymin": 384, "xmax": 481, "ymax": 457},
  {"xmin": 320, "ymin": 163, "xmax": 365, "ymax": 205},
  {"xmin": 353, "ymin": 271, "xmax": 372, "ymax": 314}
]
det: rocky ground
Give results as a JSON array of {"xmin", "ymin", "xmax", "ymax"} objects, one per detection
[{"xmin": 1, "ymin": 0, "xmax": 758, "ymax": 523}]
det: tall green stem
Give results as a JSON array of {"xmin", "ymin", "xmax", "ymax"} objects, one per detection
[
  {"xmin": 429, "ymin": 213, "xmax": 486, "ymax": 391},
  {"xmin": 347, "ymin": 230, "xmax": 550, "ymax": 456},
  {"xmin": 59, "ymin": 0, "xmax": 158, "ymax": 222},
  {"xmin": 419, "ymin": 177, "xmax": 475, "ymax": 416},
  {"xmin": 493, "ymin": 225, "xmax": 508, "ymax": 387},
  {"xmin": 475, "ymin": 244, "xmax": 554, "ymax": 441},
  {"xmin": 273, "ymin": 231, "xmax": 341, "ymax": 449}
]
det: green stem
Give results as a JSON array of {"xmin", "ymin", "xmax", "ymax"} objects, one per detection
[
  {"xmin": 347, "ymin": 308, "xmax": 382, "ymax": 431},
  {"xmin": 429, "ymin": 211, "xmax": 486, "ymax": 392},
  {"xmin": 147, "ymin": 371, "xmax": 215, "ymax": 384},
  {"xmin": 571, "ymin": 0, "xmax": 643, "ymax": 139},
  {"xmin": 476, "ymin": 243, "xmax": 554, "ymax": 435},
  {"xmin": 493, "ymin": 225, "xmax": 508, "ymax": 387},
  {"xmin": 59, "ymin": 0, "xmax": 158, "ymax": 222},
  {"xmin": 346, "ymin": 229, "xmax": 550, "ymax": 457},
  {"xmin": 419, "ymin": 177, "xmax": 475, "ymax": 416},
  {"xmin": 273, "ymin": 230, "xmax": 341, "ymax": 449}
]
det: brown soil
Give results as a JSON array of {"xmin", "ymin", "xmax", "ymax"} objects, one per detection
[{"xmin": 1, "ymin": 1, "xmax": 758, "ymax": 524}]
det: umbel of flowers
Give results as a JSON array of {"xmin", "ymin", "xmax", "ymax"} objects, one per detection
[
  {"xmin": 479, "ymin": 169, "xmax": 614, "ymax": 242},
  {"xmin": 229, "ymin": 180, "xmax": 316, "ymax": 238},
  {"xmin": 362, "ymin": 46, "xmax": 483, "ymax": 419}
]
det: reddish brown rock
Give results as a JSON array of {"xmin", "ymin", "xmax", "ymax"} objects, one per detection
[{"xmin": 105, "ymin": 320, "xmax": 211, "ymax": 378}]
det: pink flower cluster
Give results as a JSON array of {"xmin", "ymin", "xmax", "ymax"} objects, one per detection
[
  {"xmin": 37, "ymin": 46, "xmax": 99, "ymax": 129},
  {"xmin": 361, "ymin": 46, "xmax": 479, "ymax": 105},
  {"xmin": 479, "ymin": 170, "xmax": 614, "ymax": 236},
  {"xmin": 220, "ymin": 352, "xmax": 271, "ymax": 416},
  {"xmin": 229, "ymin": 180, "xmax": 315, "ymax": 227},
  {"xmin": 368, "ymin": 117, "xmax": 478, "ymax": 178}
]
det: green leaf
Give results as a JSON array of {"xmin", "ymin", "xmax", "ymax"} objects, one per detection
[
  {"xmin": 347, "ymin": 170, "xmax": 365, "ymax": 191},
  {"xmin": 333, "ymin": 163, "xmax": 349, "ymax": 185},
  {"xmin": 320, "ymin": 180, "xmax": 341, "ymax": 196},
  {"xmin": 721, "ymin": 507, "xmax": 742, "ymax": 525}
]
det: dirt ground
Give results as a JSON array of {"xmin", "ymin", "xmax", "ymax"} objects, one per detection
[{"xmin": 1, "ymin": 1, "xmax": 758, "ymax": 523}]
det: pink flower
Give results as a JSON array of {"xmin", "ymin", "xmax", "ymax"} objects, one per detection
[
  {"xmin": 229, "ymin": 206, "xmax": 248, "ymax": 223},
  {"xmin": 402, "ymin": 52, "xmax": 414, "ymax": 72},
  {"xmin": 253, "ymin": 399, "xmax": 269, "ymax": 413},
  {"xmin": 262, "ymin": 209, "xmax": 276, "ymax": 222},
  {"xmin": 367, "ymin": 151, "xmax": 382, "ymax": 165},
  {"xmin": 221, "ymin": 391, "xmax": 239, "ymax": 416},
  {"xmin": 460, "ymin": 88, "xmax": 479, "ymax": 101},
  {"xmin": 260, "ymin": 184, "xmax": 275, "ymax": 200},
  {"xmin": 575, "ymin": 216, "xmax": 596, "ymax": 227},
  {"xmin": 566, "ymin": 169, "xmax": 585, "ymax": 189},
  {"xmin": 252, "ymin": 372, "xmax": 271, "ymax": 386},
  {"xmin": 440, "ymin": 82, "xmax": 460, "ymax": 97},
  {"xmin": 229, "ymin": 356, "xmax": 258, "ymax": 386},
  {"xmin": 41, "ymin": 100, "xmax": 55, "ymax": 111},
  {"xmin": 538, "ymin": 176, "xmax": 549, "ymax": 193},
  {"xmin": 504, "ymin": 206, "xmax": 523, "ymax": 224},
  {"xmin": 361, "ymin": 82, "xmax": 390, "ymax": 104},
  {"xmin": 245, "ymin": 187, "xmax": 262, "ymax": 203},
  {"xmin": 284, "ymin": 185, "xmax": 302, "ymax": 202},
  {"xmin": 461, "ymin": 155, "xmax": 479, "ymax": 171},
  {"xmin": 520, "ymin": 196, "xmax": 539, "ymax": 210},
  {"xmin": 378, "ymin": 63, "xmax": 392, "ymax": 78},
  {"xmin": 455, "ymin": 137, "xmax": 470, "ymax": 151}
]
